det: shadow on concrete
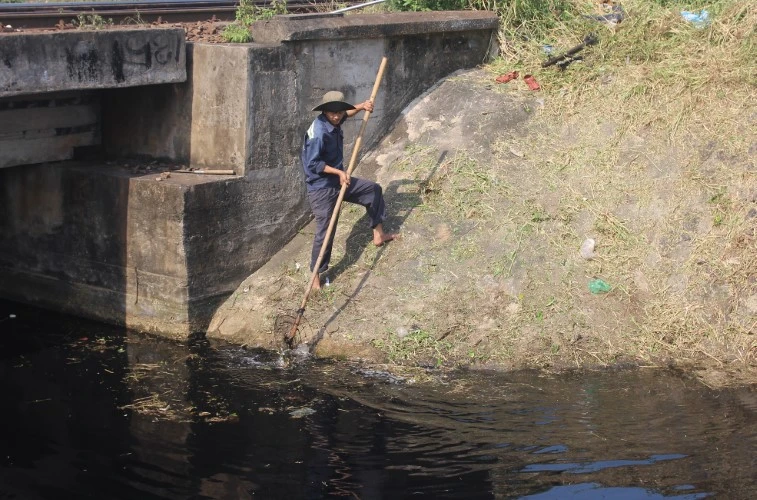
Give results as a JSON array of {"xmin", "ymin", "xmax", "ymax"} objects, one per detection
[
  {"xmin": 0, "ymin": 159, "xmax": 133, "ymax": 334},
  {"xmin": 308, "ymin": 150, "xmax": 448, "ymax": 351},
  {"xmin": 100, "ymin": 59, "xmax": 194, "ymax": 335}
]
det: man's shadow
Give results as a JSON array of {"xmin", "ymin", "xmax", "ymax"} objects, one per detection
[{"xmin": 307, "ymin": 150, "xmax": 448, "ymax": 350}]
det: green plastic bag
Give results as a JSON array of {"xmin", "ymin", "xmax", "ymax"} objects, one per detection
[{"xmin": 588, "ymin": 278, "xmax": 612, "ymax": 294}]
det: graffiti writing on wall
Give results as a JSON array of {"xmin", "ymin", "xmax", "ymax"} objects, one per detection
[
  {"xmin": 65, "ymin": 42, "xmax": 100, "ymax": 82},
  {"xmin": 111, "ymin": 33, "xmax": 183, "ymax": 83},
  {"xmin": 62, "ymin": 33, "xmax": 182, "ymax": 84}
]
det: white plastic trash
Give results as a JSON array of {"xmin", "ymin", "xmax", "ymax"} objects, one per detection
[{"xmin": 580, "ymin": 238, "xmax": 596, "ymax": 259}]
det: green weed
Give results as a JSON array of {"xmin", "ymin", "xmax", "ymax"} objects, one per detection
[
  {"xmin": 222, "ymin": 23, "xmax": 252, "ymax": 43},
  {"xmin": 425, "ymin": 151, "xmax": 501, "ymax": 219},
  {"xmin": 372, "ymin": 329, "xmax": 453, "ymax": 367},
  {"xmin": 450, "ymin": 239, "xmax": 479, "ymax": 262},
  {"xmin": 74, "ymin": 12, "xmax": 112, "ymax": 30},
  {"xmin": 387, "ymin": 0, "xmax": 466, "ymax": 12},
  {"xmin": 236, "ymin": 0, "xmax": 287, "ymax": 25},
  {"xmin": 222, "ymin": 0, "xmax": 286, "ymax": 43}
]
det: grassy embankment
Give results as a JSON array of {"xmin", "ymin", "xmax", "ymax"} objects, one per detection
[
  {"xmin": 187, "ymin": 0, "xmax": 755, "ymax": 384},
  {"xmin": 359, "ymin": 0, "xmax": 755, "ymax": 380}
]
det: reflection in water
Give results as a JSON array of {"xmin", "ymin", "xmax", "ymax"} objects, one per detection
[
  {"xmin": 1, "ymin": 301, "xmax": 756, "ymax": 499},
  {"xmin": 521, "ymin": 482, "xmax": 708, "ymax": 499},
  {"xmin": 520, "ymin": 454, "xmax": 688, "ymax": 473}
]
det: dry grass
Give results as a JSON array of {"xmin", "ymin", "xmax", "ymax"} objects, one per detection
[
  {"xmin": 358, "ymin": 0, "xmax": 756, "ymax": 373},
  {"xmin": 480, "ymin": 0, "xmax": 756, "ymax": 369},
  {"xmin": 498, "ymin": 0, "xmax": 756, "ymax": 142}
]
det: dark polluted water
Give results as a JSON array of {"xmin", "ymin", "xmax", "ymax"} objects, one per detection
[{"xmin": 1, "ymin": 301, "xmax": 756, "ymax": 499}]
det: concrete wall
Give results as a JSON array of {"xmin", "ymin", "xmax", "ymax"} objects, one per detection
[
  {"xmin": 101, "ymin": 11, "xmax": 499, "ymax": 177},
  {"xmin": 0, "ymin": 28, "xmax": 186, "ymax": 97},
  {"xmin": 0, "ymin": 163, "xmax": 191, "ymax": 336},
  {"xmin": 0, "ymin": 12, "xmax": 499, "ymax": 337}
]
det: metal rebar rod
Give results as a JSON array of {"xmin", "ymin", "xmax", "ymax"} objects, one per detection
[{"xmin": 330, "ymin": 0, "xmax": 385, "ymax": 14}]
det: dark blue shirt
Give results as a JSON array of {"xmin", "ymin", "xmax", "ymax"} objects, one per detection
[{"xmin": 301, "ymin": 114, "xmax": 346, "ymax": 192}]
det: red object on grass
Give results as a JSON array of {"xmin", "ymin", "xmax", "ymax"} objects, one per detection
[
  {"xmin": 523, "ymin": 74, "xmax": 541, "ymax": 90},
  {"xmin": 495, "ymin": 71, "xmax": 519, "ymax": 83}
]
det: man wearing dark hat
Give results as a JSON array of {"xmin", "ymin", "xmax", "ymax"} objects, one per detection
[{"xmin": 302, "ymin": 90, "xmax": 397, "ymax": 290}]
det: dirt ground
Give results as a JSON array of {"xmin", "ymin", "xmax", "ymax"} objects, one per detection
[
  {"xmin": 1, "ymin": 19, "xmax": 229, "ymax": 43},
  {"xmin": 206, "ymin": 68, "xmax": 756, "ymax": 388}
]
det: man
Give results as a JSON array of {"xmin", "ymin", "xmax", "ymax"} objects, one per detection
[{"xmin": 301, "ymin": 90, "xmax": 397, "ymax": 291}]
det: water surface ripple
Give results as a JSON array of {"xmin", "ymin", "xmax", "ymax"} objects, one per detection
[{"xmin": 1, "ymin": 302, "xmax": 755, "ymax": 498}]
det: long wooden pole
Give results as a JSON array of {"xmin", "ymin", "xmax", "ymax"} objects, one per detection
[{"xmin": 286, "ymin": 57, "xmax": 388, "ymax": 347}]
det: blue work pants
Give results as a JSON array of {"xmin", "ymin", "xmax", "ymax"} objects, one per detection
[{"xmin": 307, "ymin": 177, "xmax": 386, "ymax": 274}]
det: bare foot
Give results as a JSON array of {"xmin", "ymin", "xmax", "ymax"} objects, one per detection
[
  {"xmin": 373, "ymin": 233, "xmax": 398, "ymax": 247},
  {"xmin": 310, "ymin": 274, "xmax": 321, "ymax": 291},
  {"xmin": 372, "ymin": 224, "xmax": 398, "ymax": 247}
]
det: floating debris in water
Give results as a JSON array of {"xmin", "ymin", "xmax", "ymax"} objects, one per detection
[
  {"xmin": 239, "ymin": 356, "xmax": 270, "ymax": 368},
  {"xmin": 289, "ymin": 407, "xmax": 316, "ymax": 419},
  {"xmin": 0, "ymin": 314, "xmax": 16, "ymax": 323},
  {"xmin": 356, "ymin": 368, "xmax": 407, "ymax": 384}
]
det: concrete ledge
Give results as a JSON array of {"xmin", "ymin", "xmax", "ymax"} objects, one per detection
[
  {"xmin": 0, "ymin": 28, "xmax": 186, "ymax": 98},
  {"xmin": 251, "ymin": 11, "xmax": 499, "ymax": 44},
  {"xmin": 0, "ymin": 160, "xmax": 307, "ymax": 337},
  {"xmin": 0, "ymin": 162, "xmax": 190, "ymax": 336}
]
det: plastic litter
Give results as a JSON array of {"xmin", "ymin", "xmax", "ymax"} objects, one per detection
[
  {"xmin": 588, "ymin": 278, "xmax": 612, "ymax": 294},
  {"xmin": 681, "ymin": 10, "xmax": 710, "ymax": 28},
  {"xmin": 580, "ymin": 238, "xmax": 596, "ymax": 259},
  {"xmin": 325, "ymin": 277, "xmax": 330, "ymax": 287}
]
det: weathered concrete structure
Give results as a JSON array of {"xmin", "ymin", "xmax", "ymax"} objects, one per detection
[
  {"xmin": 0, "ymin": 28, "xmax": 187, "ymax": 97},
  {"xmin": 0, "ymin": 28, "xmax": 186, "ymax": 168},
  {"xmin": 0, "ymin": 12, "xmax": 499, "ymax": 337}
]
